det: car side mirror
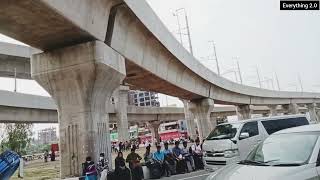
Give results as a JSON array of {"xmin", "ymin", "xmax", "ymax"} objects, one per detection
[{"xmin": 239, "ymin": 132, "xmax": 250, "ymax": 140}]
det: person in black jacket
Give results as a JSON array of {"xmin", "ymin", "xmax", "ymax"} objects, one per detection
[
  {"xmin": 115, "ymin": 152, "xmax": 125, "ymax": 170},
  {"xmin": 114, "ymin": 160, "xmax": 132, "ymax": 180}
]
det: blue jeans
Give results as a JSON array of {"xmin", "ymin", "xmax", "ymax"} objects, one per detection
[{"xmin": 85, "ymin": 175, "xmax": 97, "ymax": 180}]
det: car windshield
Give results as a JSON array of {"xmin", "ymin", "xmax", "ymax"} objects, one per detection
[
  {"xmin": 245, "ymin": 133, "xmax": 319, "ymax": 166},
  {"xmin": 206, "ymin": 123, "xmax": 240, "ymax": 140}
]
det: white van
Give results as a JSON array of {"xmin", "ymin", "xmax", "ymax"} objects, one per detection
[{"xmin": 202, "ymin": 114, "xmax": 310, "ymax": 171}]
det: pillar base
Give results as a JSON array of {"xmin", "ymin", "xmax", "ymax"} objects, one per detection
[
  {"xmin": 115, "ymin": 85, "xmax": 130, "ymax": 142},
  {"xmin": 268, "ymin": 105, "xmax": 278, "ymax": 116},
  {"xmin": 189, "ymin": 99, "xmax": 214, "ymax": 141},
  {"xmin": 182, "ymin": 99, "xmax": 197, "ymax": 140},
  {"xmin": 283, "ymin": 104, "xmax": 299, "ymax": 115},
  {"xmin": 147, "ymin": 121, "xmax": 161, "ymax": 144},
  {"xmin": 237, "ymin": 105, "xmax": 252, "ymax": 120},
  {"xmin": 31, "ymin": 41, "xmax": 125, "ymax": 178},
  {"xmin": 307, "ymin": 103, "xmax": 319, "ymax": 123}
]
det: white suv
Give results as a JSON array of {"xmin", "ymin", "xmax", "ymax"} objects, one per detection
[
  {"xmin": 203, "ymin": 114, "xmax": 310, "ymax": 171},
  {"xmin": 206, "ymin": 124, "xmax": 320, "ymax": 180}
]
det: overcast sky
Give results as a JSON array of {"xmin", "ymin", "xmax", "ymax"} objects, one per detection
[{"xmin": 0, "ymin": 0, "xmax": 320, "ymax": 132}]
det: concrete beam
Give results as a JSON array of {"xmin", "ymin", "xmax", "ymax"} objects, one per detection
[
  {"xmin": 189, "ymin": 98, "xmax": 214, "ymax": 141},
  {"xmin": 0, "ymin": 106, "xmax": 57, "ymax": 123},
  {"xmin": 0, "ymin": 0, "xmax": 122, "ymax": 50}
]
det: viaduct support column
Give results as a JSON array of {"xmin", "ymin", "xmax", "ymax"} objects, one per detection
[
  {"xmin": 283, "ymin": 103, "xmax": 299, "ymax": 115},
  {"xmin": 115, "ymin": 85, "xmax": 130, "ymax": 142},
  {"xmin": 31, "ymin": 41, "xmax": 126, "ymax": 178},
  {"xmin": 189, "ymin": 99, "xmax": 214, "ymax": 141},
  {"xmin": 237, "ymin": 105, "xmax": 252, "ymax": 120},
  {"xmin": 268, "ymin": 105, "xmax": 278, "ymax": 116},
  {"xmin": 210, "ymin": 116, "xmax": 217, "ymax": 131},
  {"xmin": 147, "ymin": 121, "xmax": 161, "ymax": 144},
  {"xmin": 307, "ymin": 103, "xmax": 319, "ymax": 123},
  {"xmin": 182, "ymin": 100, "xmax": 197, "ymax": 141}
]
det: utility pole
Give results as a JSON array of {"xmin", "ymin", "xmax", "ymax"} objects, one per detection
[
  {"xmin": 236, "ymin": 60, "xmax": 243, "ymax": 84},
  {"xmin": 298, "ymin": 74, "xmax": 303, "ymax": 92},
  {"xmin": 14, "ymin": 68, "xmax": 17, "ymax": 92},
  {"xmin": 173, "ymin": 8, "xmax": 193, "ymax": 55},
  {"xmin": 209, "ymin": 41, "xmax": 220, "ymax": 76},
  {"xmin": 256, "ymin": 66, "xmax": 262, "ymax": 88},
  {"xmin": 275, "ymin": 72, "xmax": 281, "ymax": 91},
  {"xmin": 184, "ymin": 10, "xmax": 193, "ymax": 55},
  {"xmin": 173, "ymin": 11, "xmax": 183, "ymax": 45}
]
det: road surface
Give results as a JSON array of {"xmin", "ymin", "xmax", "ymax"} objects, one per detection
[{"xmin": 157, "ymin": 170, "xmax": 211, "ymax": 180}]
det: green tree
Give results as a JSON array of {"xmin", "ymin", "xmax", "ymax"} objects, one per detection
[{"xmin": 0, "ymin": 123, "xmax": 33, "ymax": 155}]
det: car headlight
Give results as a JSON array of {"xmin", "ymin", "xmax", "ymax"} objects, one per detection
[{"xmin": 224, "ymin": 149, "xmax": 239, "ymax": 158}]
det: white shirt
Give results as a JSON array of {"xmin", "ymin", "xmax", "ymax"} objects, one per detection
[{"xmin": 191, "ymin": 144, "xmax": 202, "ymax": 154}]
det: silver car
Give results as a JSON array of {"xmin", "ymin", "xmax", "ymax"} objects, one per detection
[{"xmin": 206, "ymin": 124, "xmax": 320, "ymax": 180}]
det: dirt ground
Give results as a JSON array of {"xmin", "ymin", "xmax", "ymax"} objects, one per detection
[{"xmin": 10, "ymin": 147, "xmax": 150, "ymax": 180}]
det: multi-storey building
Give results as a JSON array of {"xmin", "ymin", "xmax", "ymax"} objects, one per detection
[
  {"xmin": 129, "ymin": 90, "xmax": 160, "ymax": 107},
  {"xmin": 38, "ymin": 127, "xmax": 58, "ymax": 145}
]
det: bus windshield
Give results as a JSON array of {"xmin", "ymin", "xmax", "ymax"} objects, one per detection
[{"xmin": 206, "ymin": 123, "xmax": 240, "ymax": 140}]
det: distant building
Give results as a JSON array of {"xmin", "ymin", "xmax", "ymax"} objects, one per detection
[
  {"xmin": 38, "ymin": 127, "xmax": 58, "ymax": 145},
  {"xmin": 129, "ymin": 90, "xmax": 160, "ymax": 107}
]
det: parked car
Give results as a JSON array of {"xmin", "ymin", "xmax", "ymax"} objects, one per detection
[
  {"xmin": 206, "ymin": 124, "xmax": 320, "ymax": 180},
  {"xmin": 202, "ymin": 114, "xmax": 310, "ymax": 170}
]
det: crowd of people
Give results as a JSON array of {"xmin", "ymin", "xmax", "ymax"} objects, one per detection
[
  {"xmin": 81, "ymin": 138, "xmax": 204, "ymax": 180},
  {"xmin": 111, "ymin": 141, "xmax": 141, "ymax": 153}
]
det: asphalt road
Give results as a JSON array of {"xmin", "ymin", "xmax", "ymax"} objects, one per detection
[{"xmin": 151, "ymin": 170, "xmax": 212, "ymax": 180}]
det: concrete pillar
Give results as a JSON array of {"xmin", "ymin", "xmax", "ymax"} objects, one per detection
[
  {"xmin": 31, "ymin": 41, "xmax": 125, "ymax": 178},
  {"xmin": 237, "ymin": 105, "xmax": 252, "ymax": 120},
  {"xmin": 182, "ymin": 99, "xmax": 197, "ymax": 140},
  {"xmin": 283, "ymin": 103, "xmax": 299, "ymax": 115},
  {"xmin": 307, "ymin": 103, "xmax": 319, "ymax": 123},
  {"xmin": 268, "ymin": 105, "xmax": 278, "ymax": 116},
  {"xmin": 189, "ymin": 98, "xmax": 214, "ymax": 141},
  {"xmin": 147, "ymin": 121, "xmax": 161, "ymax": 144},
  {"xmin": 317, "ymin": 109, "xmax": 320, "ymax": 123},
  {"xmin": 115, "ymin": 85, "xmax": 130, "ymax": 142},
  {"xmin": 210, "ymin": 116, "xmax": 217, "ymax": 131}
]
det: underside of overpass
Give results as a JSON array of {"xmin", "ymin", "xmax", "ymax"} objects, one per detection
[{"xmin": 0, "ymin": 0, "xmax": 320, "ymax": 178}]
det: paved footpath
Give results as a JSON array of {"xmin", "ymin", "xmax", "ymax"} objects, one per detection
[
  {"xmin": 65, "ymin": 170, "xmax": 211, "ymax": 180},
  {"xmin": 149, "ymin": 170, "xmax": 211, "ymax": 180}
]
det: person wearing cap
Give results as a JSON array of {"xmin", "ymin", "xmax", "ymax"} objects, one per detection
[{"xmin": 126, "ymin": 146, "xmax": 143, "ymax": 180}]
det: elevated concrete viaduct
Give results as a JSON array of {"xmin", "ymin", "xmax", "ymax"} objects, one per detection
[
  {"xmin": 1, "ymin": 1, "xmax": 320, "ymax": 177},
  {"xmin": 0, "ymin": 90, "xmax": 313, "ymax": 126}
]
